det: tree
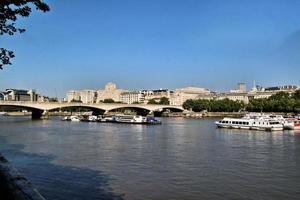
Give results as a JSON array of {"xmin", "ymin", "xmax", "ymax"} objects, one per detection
[
  {"xmin": 294, "ymin": 90, "xmax": 300, "ymax": 100},
  {"xmin": 269, "ymin": 91, "xmax": 289, "ymax": 100},
  {"xmin": 103, "ymin": 98, "xmax": 115, "ymax": 103},
  {"xmin": 147, "ymin": 99, "xmax": 158, "ymax": 104},
  {"xmin": 158, "ymin": 97, "xmax": 170, "ymax": 105},
  {"xmin": 0, "ymin": 0, "xmax": 50, "ymax": 69}
]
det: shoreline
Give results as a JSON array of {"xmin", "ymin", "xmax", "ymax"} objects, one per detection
[{"xmin": 0, "ymin": 153, "xmax": 46, "ymax": 200}]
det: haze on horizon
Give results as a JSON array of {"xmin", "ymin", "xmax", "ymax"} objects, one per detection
[{"xmin": 0, "ymin": 0, "xmax": 300, "ymax": 98}]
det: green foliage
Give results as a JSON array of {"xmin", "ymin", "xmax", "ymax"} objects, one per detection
[
  {"xmin": 294, "ymin": 90, "xmax": 300, "ymax": 99},
  {"xmin": 247, "ymin": 91, "xmax": 300, "ymax": 113},
  {"xmin": 0, "ymin": 0, "xmax": 50, "ymax": 69},
  {"xmin": 159, "ymin": 97, "xmax": 170, "ymax": 105},
  {"xmin": 103, "ymin": 98, "xmax": 115, "ymax": 103},
  {"xmin": 269, "ymin": 91, "xmax": 290, "ymax": 100},
  {"xmin": 183, "ymin": 98, "xmax": 244, "ymax": 112},
  {"xmin": 147, "ymin": 98, "xmax": 159, "ymax": 104}
]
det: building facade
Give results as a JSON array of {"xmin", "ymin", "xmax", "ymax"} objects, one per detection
[
  {"xmin": 170, "ymin": 87, "xmax": 211, "ymax": 105},
  {"xmin": 1, "ymin": 89, "xmax": 38, "ymax": 102}
]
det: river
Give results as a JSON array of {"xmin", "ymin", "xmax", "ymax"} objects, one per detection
[{"xmin": 0, "ymin": 116, "xmax": 300, "ymax": 200}]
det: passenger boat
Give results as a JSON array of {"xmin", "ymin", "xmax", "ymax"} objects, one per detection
[
  {"xmin": 215, "ymin": 118, "xmax": 252, "ymax": 129},
  {"xmin": 215, "ymin": 115, "xmax": 283, "ymax": 131},
  {"xmin": 102, "ymin": 115, "xmax": 161, "ymax": 125},
  {"xmin": 251, "ymin": 119, "xmax": 283, "ymax": 131}
]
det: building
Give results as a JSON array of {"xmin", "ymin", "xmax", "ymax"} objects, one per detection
[
  {"xmin": 170, "ymin": 87, "xmax": 211, "ymax": 105},
  {"xmin": 230, "ymin": 83, "xmax": 246, "ymax": 93},
  {"xmin": 120, "ymin": 91, "xmax": 143, "ymax": 104},
  {"xmin": 0, "ymin": 91, "xmax": 4, "ymax": 100},
  {"xmin": 141, "ymin": 89, "xmax": 172, "ymax": 104},
  {"xmin": 80, "ymin": 90, "xmax": 96, "ymax": 104},
  {"xmin": 66, "ymin": 90, "xmax": 81, "ymax": 102},
  {"xmin": 96, "ymin": 82, "xmax": 128, "ymax": 102},
  {"xmin": 1, "ymin": 89, "xmax": 38, "ymax": 101}
]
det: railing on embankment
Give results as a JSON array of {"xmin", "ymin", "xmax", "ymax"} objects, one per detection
[{"xmin": 0, "ymin": 153, "xmax": 46, "ymax": 200}]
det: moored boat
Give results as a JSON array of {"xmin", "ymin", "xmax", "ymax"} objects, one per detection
[{"xmin": 215, "ymin": 114, "xmax": 283, "ymax": 131}]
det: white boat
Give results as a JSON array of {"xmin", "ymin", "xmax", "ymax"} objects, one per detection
[
  {"xmin": 215, "ymin": 118, "xmax": 253, "ymax": 129},
  {"xmin": 215, "ymin": 115, "xmax": 283, "ymax": 131},
  {"xmin": 0, "ymin": 112, "xmax": 7, "ymax": 116},
  {"xmin": 283, "ymin": 119, "xmax": 300, "ymax": 130},
  {"xmin": 251, "ymin": 119, "xmax": 283, "ymax": 131},
  {"xmin": 113, "ymin": 115, "xmax": 147, "ymax": 123},
  {"xmin": 88, "ymin": 115, "xmax": 97, "ymax": 122},
  {"xmin": 70, "ymin": 116, "xmax": 81, "ymax": 122},
  {"xmin": 62, "ymin": 116, "xmax": 71, "ymax": 121}
]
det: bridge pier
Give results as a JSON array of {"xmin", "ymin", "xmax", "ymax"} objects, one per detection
[{"xmin": 32, "ymin": 110, "xmax": 49, "ymax": 120}]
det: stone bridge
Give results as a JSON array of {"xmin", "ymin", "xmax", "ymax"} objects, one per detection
[{"xmin": 0, "ymin": 101, "xmax": 184, "ymax": 119}]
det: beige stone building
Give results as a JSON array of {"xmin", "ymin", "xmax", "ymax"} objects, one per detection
[
  {"xmin": 120, "ymin": 91, "xmax": 143, "ymax": 104},
  {"xmin": 170, "ymin": 87, "xmax": 211, "ymax": 105},
  {"xmin": 80, "ymin": 90, "xmax": 96, "ymax": 104},
  {"xmin": 66, "ymin": 90, "xmax": 81, "ymax": 102},
  {"xmin": 96, "ymin": 82, "xmax": 128, "ymax": 102}
]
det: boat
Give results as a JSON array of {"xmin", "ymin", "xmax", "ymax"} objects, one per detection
[
  {"xmin": 215, "ymin": 115, "xmax": 283, "ymax": 131},
  {"xmin": 0, "ymin": 112, "xmax": 7, "ymax": 116},
  {"xmin": 283, "ymin": 119, "xmax": 300, "ymax": 130},
  {"xmin": 215, "ymin": 118, "xmax": 253, "ymax": 129},
  {"xmin": 101, "ymin": 115, "xmax": 161, "ymax": 125},
  {"xmin": 62, "ymin": 116, "xmax": 71, "ymax": 121},
  {"xmin": 70, "ymin": 116, "xmax": 81, "ymax": 122},
  {"xmin": 251, "ymin": 119, "xmax": 283, "ymax": 131},
  {"xmin": 80, "ymin": 115, "xmax": 98, "ymax": 122}
]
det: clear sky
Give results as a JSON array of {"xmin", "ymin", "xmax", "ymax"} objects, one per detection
[{"xmin": 1, "ymin": 0, "xmax": 300, "ymax": 98}]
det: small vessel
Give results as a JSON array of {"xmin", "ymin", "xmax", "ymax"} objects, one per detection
[
  {"xmin": 62, "ymin": 116, "xmax": 71, "ymax": 121},
  {"xmin": 70, "ymin": 116, "xmax": 81, "ymax": 122},
  {"xmin": 0, "ymin": 112, "xmax": 7, "ymax": 116},
  {"xmin": 283, "ymin": 119, "xmax": 300, "ymax": 130}
]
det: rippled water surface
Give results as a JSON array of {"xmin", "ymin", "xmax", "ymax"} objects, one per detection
[{"xmin": 1, "ymin": 116, "xmax": 300, "ymax": 200}]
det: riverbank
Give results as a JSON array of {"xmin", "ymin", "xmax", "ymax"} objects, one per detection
[{"xmin": 0, "ymin": 153, "xmax": 46, "ymax": 200}]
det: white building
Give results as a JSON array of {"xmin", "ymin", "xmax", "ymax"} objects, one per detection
[
  {"xmin": 80, "ymin": 90, "xmax": 96, "ymax": 104},
  {"xmin": 66, "ymin": 90, "xmax": 81, "ymax": 102},
  {"xmin": 170, "ymin": 87, "xmax": 211, "ymax": 105},
  {"xmin": 120, "ymin": 91, "xmax": 143, "ymax": 104}
]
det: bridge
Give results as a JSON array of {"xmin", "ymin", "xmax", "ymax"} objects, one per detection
[{"xmin": 0, "ymin": 101, "xmax": 184, "ymax": 119}]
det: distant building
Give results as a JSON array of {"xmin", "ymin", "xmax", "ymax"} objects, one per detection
[
  {"xmin": 80, "ymin": 90, "xmax": 96, "ymax": 104},
  {"xmin": 1, "ymin": 89, "xmax": 38, "ymax": 101},
  {"xmin": 141, "ymin": 89, "xmax": 171, "ymax": 104},
  {"xmin": 96, "ymin": 82, "xmax": 128, "ymax": 102},
  {"xmin": 120, "ymin": 91, "xmax": 143, "ymax": 104},
  {"xmin": 0, "ymin": 91, "xmax": 4, "ymax": 100},
  {"xmin": 230, "ymin": 83, "xmax": 246, "ymax": 93},
  {"xmin": 170, "ymin": 87, "xmax": 211, "ymax": 105},
  {"xmin": 66, "ymin": 90, "xmax": 81, "ymax": 102}
]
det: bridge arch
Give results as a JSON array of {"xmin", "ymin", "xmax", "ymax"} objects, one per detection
[
  {"xmin": 49, "ymin": 105, "xmax": 106, "ymax": 116},
  {"xmin": 107, "ymin": 106, "xmax": 151, "ymax": 116},
  {"xmin": 0, "ymin": 104, "xmax": 45, "ymax": 119}
]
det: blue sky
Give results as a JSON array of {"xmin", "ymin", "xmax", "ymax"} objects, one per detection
[{"xmin": 1, "ymin": 0, "xmax": 300, "ymax": 97}]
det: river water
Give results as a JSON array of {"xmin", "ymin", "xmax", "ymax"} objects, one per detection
[{"xmin": 0, "ymin": 116, "xmax": 300, "ymax": 200}]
